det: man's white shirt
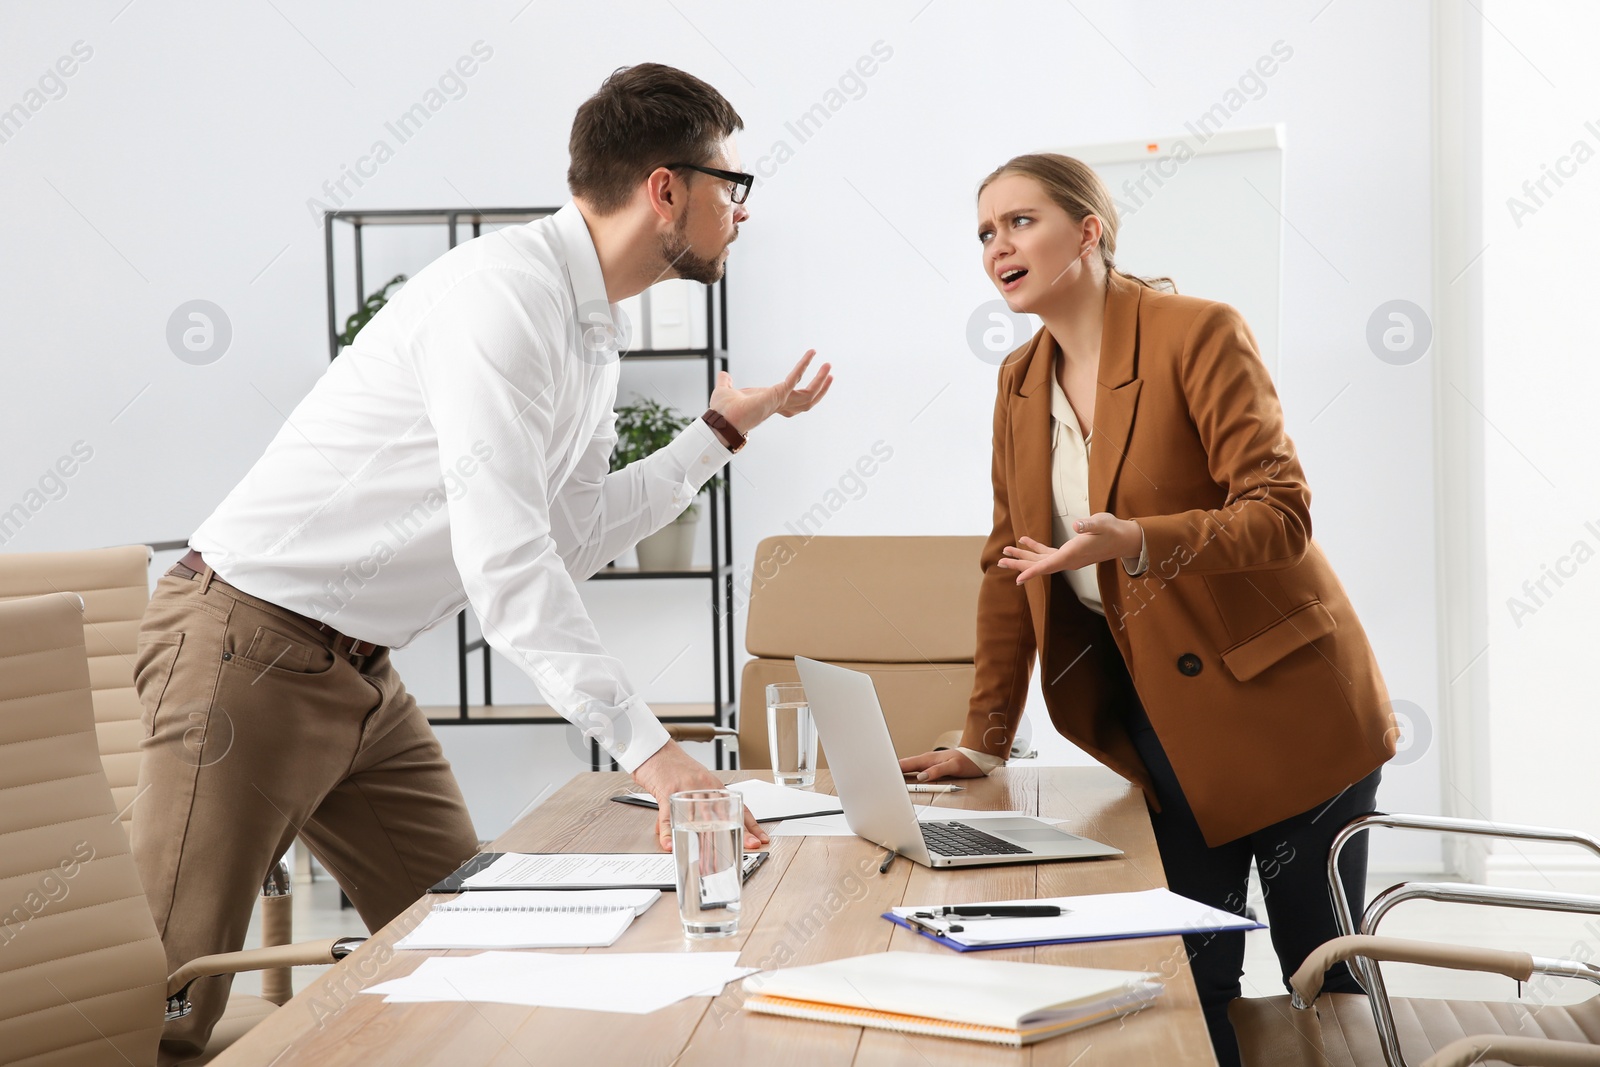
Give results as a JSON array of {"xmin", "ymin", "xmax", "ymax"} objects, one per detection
[{"xmin": 191, "ymin": 203, "xmax": 732, "ymax": 771}]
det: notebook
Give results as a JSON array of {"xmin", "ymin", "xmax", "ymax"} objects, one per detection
[
  {"xmin": 430, "ymin": 851, "xmax": 769, "ymax": 893},
  {"xmin": 394, "ymin": 908, "xmax": 632, "ymax": 951},
  {"xmin": 885, "ymin": 888, "xmax": 1265, "ymax": 952},
  {"xmin": 742, "ymin": 951, "xmax": 1162, "ymax": 1047},
  {"xmin": 395, "ymin": 889, "xmax": 660, "ymax": 950},
  {"xmin": 435, "ymin": 889, "xmax": 660, "ymax": 916}
]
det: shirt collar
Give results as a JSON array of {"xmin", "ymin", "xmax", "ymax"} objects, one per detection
[
  {"xmin": 1049, "ymin": 373, "xmax": 1076, "ymax": 429},
  {"xmin": 550, "ymin": 202, "xmax": 625, "ymax": 344},
  {"xmin": 1049, "ymin": 372, "xmax": 1092, "ymax": 448}
]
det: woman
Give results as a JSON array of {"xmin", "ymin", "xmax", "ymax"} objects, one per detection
[{"xmin": 899, "ymin": 154, "xmax": 1395, "ymax": 1066}]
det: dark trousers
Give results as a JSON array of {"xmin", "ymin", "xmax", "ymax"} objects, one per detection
[{"xmin": 1120, "ymin": 696, "xmax": 1382, "ymax": 1067}]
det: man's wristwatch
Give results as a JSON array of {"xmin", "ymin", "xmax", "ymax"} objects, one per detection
[{"xmin": 702, "ymin": 409, "xmax": 747, "ymax": 453}]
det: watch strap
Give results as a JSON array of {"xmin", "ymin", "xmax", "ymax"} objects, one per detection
[{"xmin": 702, "ymin": 409, "xmax": 746, "ymax": 452}]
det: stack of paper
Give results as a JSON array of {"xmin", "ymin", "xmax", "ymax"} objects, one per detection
[
  {"xmin": 363, "ymin": 952, "xmax": 757, "ymax": 1014},
  {"xmin": 887, "ymin": 888, "xmax": 1265, "ymax": 951},
  {"xmin": 743, "ymin": 951, "xmax": 1162, "ymax": 1046}
]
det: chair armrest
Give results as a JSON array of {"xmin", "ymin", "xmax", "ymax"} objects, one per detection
[
  {"xmin": 1422, "ymin": 1035, "xmax": 1600, "ymax": 1067},
  {"xmin": 1330, "ymin": 813, "xmax": 1600, "ymax": 938},
  {"xmin": 1289, "ymin": 934, "xmax": 1534, "ymax": 1007},
  {"xmin": 167, "ymin": 936, "xmax": 366, "ymax": 998}
]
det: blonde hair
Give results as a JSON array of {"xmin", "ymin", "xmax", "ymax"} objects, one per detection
[{"xmin": 978, "ymin": 153, "xmax": 1175, "ymax": 292}]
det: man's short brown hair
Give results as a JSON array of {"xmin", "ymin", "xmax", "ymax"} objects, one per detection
[{"xmin": 567, "ymin": 63, "xmax": 744, "ymax": 215}]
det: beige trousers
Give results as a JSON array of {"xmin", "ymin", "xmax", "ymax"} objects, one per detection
[{"xmin": 129, "ymin": 564, "xmax": 477, "ymax": 1064}]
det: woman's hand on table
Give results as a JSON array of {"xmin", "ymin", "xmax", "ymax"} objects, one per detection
[{"xmin": 898, "ymin": 748, "xmax": 987, "ymax": 782}]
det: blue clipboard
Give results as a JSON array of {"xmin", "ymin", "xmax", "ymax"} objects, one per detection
[{"xmin": 882, "ymin": 910, "xmax": 1267, "ymax": 953}]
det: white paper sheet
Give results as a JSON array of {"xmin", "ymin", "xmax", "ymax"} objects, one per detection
[
  {"xmin": 768, "ymin": 808, "xmax": 1066, "ymax": 838},
  {"xmin": 362, "ymin": 951, "xmax": 757, "ymax": 1014},
  {"xmin": 624, "ymin": 779, "xmax": 842, "ymax": 822}
]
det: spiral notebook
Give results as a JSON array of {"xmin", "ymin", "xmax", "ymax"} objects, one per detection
[
  {"xmin": 742, "ymin": 951, "xmax": 1162, "ymax": 1047},
  {"xmin": 395, "ymin": 890, "xmax": 659, "ymax": 950}
]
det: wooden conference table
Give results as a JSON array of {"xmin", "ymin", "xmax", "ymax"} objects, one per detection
[{"xmin": 214, "ymin": 767, "xmax": 1218, "ymax": 1066}]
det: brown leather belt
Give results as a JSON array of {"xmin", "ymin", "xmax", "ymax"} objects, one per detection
[{"xmin": 175, "ymin": 549, "xmax": 383, "ymax": 659}]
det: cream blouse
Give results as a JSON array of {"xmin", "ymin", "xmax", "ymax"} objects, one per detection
[
  {"xmin": 1048, "ymin": 372, "xmax": 1150, "ymax": 614},
  {"xmin": 954, "ymin": 367, "xmax": 1148, "ymax": 776}
]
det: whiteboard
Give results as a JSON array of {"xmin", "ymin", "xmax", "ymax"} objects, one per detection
[{"xmin": 1065, "ymin": 125, "xmax": 1285, "ymax": 377}]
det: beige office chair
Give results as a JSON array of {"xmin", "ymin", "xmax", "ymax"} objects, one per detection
[
  {"xmin": 1230, "ymin": 812, "xmax": 1600, "ymax": 1067},
  {"xmin": 668, "ymin": 535, "xmax": 984, "ymax": 768},
  {"xmin": 0, "ymin": 592, "xmax": 359, "ymax": 1066},
  {"xmin": 0, "ymin": 546, "xmax": 297, "ymax": 1003}
]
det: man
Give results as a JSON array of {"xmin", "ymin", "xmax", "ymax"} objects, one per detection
[{"xmin": 131, "ymin": 63, "xmax": 831, "ymax": 1062}]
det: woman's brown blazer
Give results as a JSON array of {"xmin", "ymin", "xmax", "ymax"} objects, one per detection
[{"xmin": 962, "ymin": 269, "xmax": 1395, "ymax": 847}]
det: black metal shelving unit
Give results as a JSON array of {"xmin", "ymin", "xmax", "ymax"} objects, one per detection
[{"xmin": 324, "ymin": 207, "xmax": 738, "ymax": 769}]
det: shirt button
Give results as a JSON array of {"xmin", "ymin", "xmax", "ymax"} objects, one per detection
[{"xmin": 615, "ymin": 742, "xmax": 627, "ymax": 754}]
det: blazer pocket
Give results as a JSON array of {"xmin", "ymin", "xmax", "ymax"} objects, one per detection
[{"xmin": 1219, "ymin": 600, "xmax": 1337, "ymax": 682}]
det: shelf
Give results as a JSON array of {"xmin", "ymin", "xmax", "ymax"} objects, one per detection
[
  {"xmin": 329, "ymin": 208, "xmax": 555, "ymax": 226},
  {"xmin": 424, "ymin": 701, "xmax": 728, "ymax": 726},
  {"xmin": 620, "ymin": 347, "xmax": 729, "ymax": 363},
  {"xmin": 589, "ymin": 564, "xmax": 726, "ymax": 581}
]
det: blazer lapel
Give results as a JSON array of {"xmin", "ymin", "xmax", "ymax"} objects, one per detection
[{"xmin": 1089, "ymin": 272, "xmax": 1145, "ymax": 515}]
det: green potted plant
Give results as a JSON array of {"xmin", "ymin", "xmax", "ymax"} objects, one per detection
[
  {"xmin": 611, "ymin": 397, "xmax": 723, "ymax": 570},
  {"xmin": 336, "ymin": 273, "xmax": 407, "ymax": 349}
]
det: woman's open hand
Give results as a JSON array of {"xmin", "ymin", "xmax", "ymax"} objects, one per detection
[
  {"xmin": 898, "ymin": 748, "xmax": 987, "ymax": 782},
  {"xmin": 996, "ymin": 515, "xmax": 1144, "ymax": 584}
]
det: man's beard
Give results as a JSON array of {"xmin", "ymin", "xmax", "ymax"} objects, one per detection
[{"xmin": 659, "ymin": 208, "xmax": 728, "ymax": 285}]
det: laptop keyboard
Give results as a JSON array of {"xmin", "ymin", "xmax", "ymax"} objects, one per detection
[{"xmin": 920, "ymin": 820, "xmax": 1033, "ymax": 857}]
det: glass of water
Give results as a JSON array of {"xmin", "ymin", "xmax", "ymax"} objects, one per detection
[
  {"xmin": 765, "ymin": 682, "xmax": 817, "ymax": 788},
  {"xmin": 669, "ymin": 789, "xmax": 743, "ymax": 939}
]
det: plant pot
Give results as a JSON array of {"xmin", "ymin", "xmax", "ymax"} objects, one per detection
[{"xmin": 636, "ymin": 506, "xmax": 700, "ymax": 571}]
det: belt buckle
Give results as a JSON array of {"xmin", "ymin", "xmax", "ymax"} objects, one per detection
[{"xmin": 338, "ymin": 635, "xmax": 377, "ymax": 658}]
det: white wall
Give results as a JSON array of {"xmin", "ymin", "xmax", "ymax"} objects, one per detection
[
  {"xmin": 1, "ymin": 0, "xmax": 1441, "ymax": 864},
  {"xmin": 1479, "ymin": 1, "xmax": 1600, "ymax": 887}
]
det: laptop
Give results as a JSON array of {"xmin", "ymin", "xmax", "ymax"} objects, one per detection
[{"xmin": 794, "ymin": 656, "xmax": 1123, "ymax": 868}]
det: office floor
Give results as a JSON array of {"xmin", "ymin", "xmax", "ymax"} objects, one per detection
[{"xmin": 233, "ymin": 862, "xmax": 1600, "ymax": 1011}]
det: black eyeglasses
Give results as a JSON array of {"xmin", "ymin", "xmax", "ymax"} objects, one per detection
[{"xmin": 666, "ymin": 162, "xmax": 754, "ymax": 205}]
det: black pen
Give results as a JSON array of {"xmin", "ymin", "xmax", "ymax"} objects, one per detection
[
  {"xmin": 923, "ymin": 905, "xmax": 1064, "ymax": 919},
  {"xmin": 878, "ymin": 849, "xmax": 897, "ymax": 873}
]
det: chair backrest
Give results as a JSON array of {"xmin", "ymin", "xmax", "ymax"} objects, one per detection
[
  {"xmin": 737, "ymin": 535, "xmax": 984, "ymax": 768},
  {"xmin": 0, "ymin": 593, "xmax": 166, "ymax": 1066},
  {"xmin": 0, "ymin": 546, "xmax": 151, "ymax": 824}
]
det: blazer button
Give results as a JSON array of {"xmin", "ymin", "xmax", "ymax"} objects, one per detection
[{"xmin": 1177, "ymin": 653, "xmax": 1202, "ymax": 677}]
